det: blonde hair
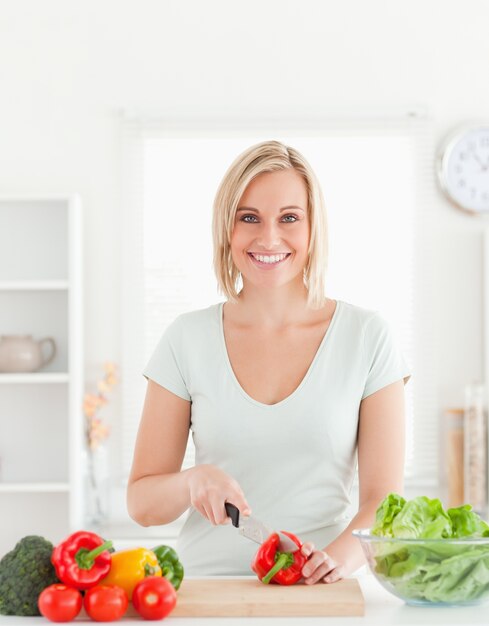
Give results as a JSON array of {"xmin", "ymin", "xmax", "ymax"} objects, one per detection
[{"xmin": 212, "ymin": 140, "xmax": 328, "ymax": 309}]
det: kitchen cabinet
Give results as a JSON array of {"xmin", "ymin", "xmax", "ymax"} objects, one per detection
[{"xmin": 0, "ymin": 195, "xmax": 84, "ymax": 557}]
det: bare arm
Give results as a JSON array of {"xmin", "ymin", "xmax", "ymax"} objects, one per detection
[
  {"xmin": 127, "ymin": 379, "xmax": 252, "ymax": 527},
  {"xmin": 301, "ymin": 379, "xmax": 406, "ymax": 584},
  {"xmin": 126, "ymin": 379, "xmax": 193, "ymax": 526}
]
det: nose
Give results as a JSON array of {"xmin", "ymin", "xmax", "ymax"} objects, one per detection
[{"xmin": 255, "ymin": 220, "xmax": 282, "ymax": 249}]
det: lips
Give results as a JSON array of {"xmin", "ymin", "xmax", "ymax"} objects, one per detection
[{"xmin": 247, "ymin": 252, "xmax": 291, "ymax": 268}]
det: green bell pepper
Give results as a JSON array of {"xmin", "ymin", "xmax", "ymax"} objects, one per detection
[{"xmin": 152, "ymin": 545, "xmax": 184, "ymax": 590}]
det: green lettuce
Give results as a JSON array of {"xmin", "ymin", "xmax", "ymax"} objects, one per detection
[
  {"xmin": 372, "ymin": 493, "xmax": 406, "ymax": 537},
  {"xmin": 448, "ymin": 504, "xmax": 489, "ymax": 538},
  {"xmin": 392, "ymin": 496, "xmax": 452, "ymax": 539},
  {"xmin": 368, "ymin": 494, "xmax": 489, "ymax": 604}
]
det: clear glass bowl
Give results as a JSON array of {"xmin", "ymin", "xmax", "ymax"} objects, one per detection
[{"xmin": 352, "ymin": 528, "xmax": 489, "ymax": 606}]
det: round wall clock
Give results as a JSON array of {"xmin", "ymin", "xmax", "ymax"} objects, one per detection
[{"xmin": 437, "ymin": 124, "xmax": 489, "ymax": 215}]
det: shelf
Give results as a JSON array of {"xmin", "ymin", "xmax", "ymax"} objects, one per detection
[
  {"xmin": 0, "ymin": 280, "xmax": 69, "ymax": 291},
  {"xmin": 0, "ymin": 482, "xmax": 69, "ymax": 493},
  {"xmin": 0, "ymin": 194, "xmax": 83, "ymax": 558},
  {"xmin": 0, "ymin": 373, "xmax": 69, "ymax": 383}
]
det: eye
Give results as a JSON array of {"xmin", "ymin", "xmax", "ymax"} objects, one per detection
[
  {"xmin": 281, "ymin": 214, "xmax": 299, "ymax": 223},
  {"xmin": 240, "ymin": 214, "xmax": 259, "ymax": 223}
]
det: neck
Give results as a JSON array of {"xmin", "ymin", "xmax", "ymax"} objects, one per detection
[{"xmin": 227, "ymin": 279, "xmax": 325, "ymax": 328}]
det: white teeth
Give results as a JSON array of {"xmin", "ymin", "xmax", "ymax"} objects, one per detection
[{"xmin": 251, "ymin": 253, "xmax": 288, "ymax": 264}]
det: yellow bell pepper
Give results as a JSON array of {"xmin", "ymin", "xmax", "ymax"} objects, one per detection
[{"xmin": 99, "ymin": 547, "xmax": 162, "ymax": 600}]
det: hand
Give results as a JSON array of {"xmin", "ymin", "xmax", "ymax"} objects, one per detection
[
  {"xmin": 300, "ymin": 542, "xmax": 345, "ymax": 585},
  {"xmin": 186, "ymin": 464, "xmax": 251, "ymax": 526}
]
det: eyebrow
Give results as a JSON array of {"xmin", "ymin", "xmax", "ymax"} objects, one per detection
[{"xmin": 236, "ymin": 205, "xmax": 305, "ymax": 213}]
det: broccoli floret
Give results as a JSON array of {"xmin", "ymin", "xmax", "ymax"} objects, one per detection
[{"xmin": 0, "ymin": 535, "xmax": 59, "ymax": 616}]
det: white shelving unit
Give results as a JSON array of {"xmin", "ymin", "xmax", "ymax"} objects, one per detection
[
  {"xmin": 0, "ymin": 194, "xmax": 84, "ymax": 557},
  {"xmin": 0, "ymin": 482, "xmax": 70, "ymax": 493},
  {"xmin": 0, "ymin": 373, "xmax": 70, "ymax": 383},
  {"xmin": 0, "ymin": 281, "xmax": 69, "ymax": 290}
]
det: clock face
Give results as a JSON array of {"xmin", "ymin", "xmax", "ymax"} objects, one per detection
[{"xmin": 439, "ymin": 126, "xmax": 489, "ymax": 213}]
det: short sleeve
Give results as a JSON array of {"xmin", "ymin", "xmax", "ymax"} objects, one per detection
[
  {"xmin": 142, "ymin": 317, "xmax": 191, "ymax": 401},
  {"xmin": 362, "ymin": 312, "xmax": 411, "ymax": 400}
]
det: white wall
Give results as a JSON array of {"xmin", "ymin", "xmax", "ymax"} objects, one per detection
[{"xmin": 0, "ymin": 0, "xmax": 488, "ymax": 548}]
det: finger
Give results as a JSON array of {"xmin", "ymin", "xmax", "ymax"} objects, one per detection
[
  {"xmin": 201, "ymin": 502, "xmax": 217, "ymax": 525},
  {"xmin": 236, "ymin": 497, "xmax": 252, "ymax": 517},
  {"xmin": 209, "ymin": 495, "xmax": 230, "ymax": 525},
  {"xmin": 302, "ymin": 551, "xmax": 330, "ymax": 575},
  {"xmin": 301, "ymin": 542, "xmax": 315, "ymax": 557},
  {"xmin": 193, "ymin": 502, "xmax": 211, "ymax": 523},
  {"xmin": 304, "ymin": 562, "xmax": 336, "ymax": 585},
  {"xmin": 322, "ymin": 567, "xmax": 343, "ymax": 584},
  {"xmin": 302, "ymin": 552, "xmax": 335, "ymax": 580},
  {"xmin": 225, "ymin": 495, "xmax": 252, "ymax": 518}
]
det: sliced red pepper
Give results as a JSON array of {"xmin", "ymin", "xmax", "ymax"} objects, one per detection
[
  {"xmin": 251, "ymin": 531, "xmax": 306, "ymax": 585},
  {"xmin": 51, "ymin": 530, "xmax": 113, "ymax": 590}
]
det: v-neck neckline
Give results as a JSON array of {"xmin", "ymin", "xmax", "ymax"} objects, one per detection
[{"xmin": 218, "ymin": 299, "xmax": 342, "ymax": 409}]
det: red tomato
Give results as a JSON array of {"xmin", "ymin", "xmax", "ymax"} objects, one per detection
[
  {"xmin": 132, "ymin": 576, "xmax": 177, "ymax": 620},
  {"xmin": 83, "ymin": 585, "xmax": 128, "ymax": 622},
  {"xmin": 38, "ymin": 584, "xmax": 82, "ymax": 622}
]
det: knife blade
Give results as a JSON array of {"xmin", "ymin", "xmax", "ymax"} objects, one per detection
[{"xmin": 224, "ymin": 502, "xmax": 298, "ymax": 552}]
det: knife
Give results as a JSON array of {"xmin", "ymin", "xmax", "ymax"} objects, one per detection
[{"xmin": 225, "ymin": 502, "xmax": 298, "ymax": 552}]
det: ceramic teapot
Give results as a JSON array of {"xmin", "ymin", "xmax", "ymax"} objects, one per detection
[{"xmin": 0, "ymin": 335, "xmax": 56, "ymax": 373}]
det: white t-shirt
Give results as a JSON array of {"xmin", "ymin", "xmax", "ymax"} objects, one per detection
[{"xmin": 142, "ymin": 299, "xmax": 411, "ymax": 575}]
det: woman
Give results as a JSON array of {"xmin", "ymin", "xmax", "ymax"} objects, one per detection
[{"xmin": 127, "ymin": 140, "xmax": 411, "ymax": 584}]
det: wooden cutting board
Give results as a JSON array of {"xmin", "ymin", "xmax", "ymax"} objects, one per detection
[{"xmin": 166, "ymin": 577, "xmax": 365, "ymax": 617}]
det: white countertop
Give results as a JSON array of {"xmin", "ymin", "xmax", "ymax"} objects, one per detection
[{"xmin": 1, "ymin": 571, "xmax": 488, "ymax": 625}]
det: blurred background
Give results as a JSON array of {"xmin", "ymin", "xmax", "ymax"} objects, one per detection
[{"xmin": 1, "ymin": 0, "xmax": 489, "ymax": 557}]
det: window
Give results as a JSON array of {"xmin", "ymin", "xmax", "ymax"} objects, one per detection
[{"xmin": 118, "ymin": 113, "xmax": 437, "ymax": 537}]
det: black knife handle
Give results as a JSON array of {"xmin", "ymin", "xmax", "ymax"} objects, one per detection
[{"xmin": 225, "ymin": 502, "xmax": 240, "ymax": 527}]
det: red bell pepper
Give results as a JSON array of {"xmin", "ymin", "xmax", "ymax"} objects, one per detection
[
  {"xmin": 51, "ymin": 530, "xmax": 113, "ymax": 590},
  {"xmin": 251, "ymin": 531, "xmax": 306, "ymax": 585}
]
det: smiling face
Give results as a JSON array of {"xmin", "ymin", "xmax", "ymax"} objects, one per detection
[{"xmin": 230, "ymin": 168, "xmax": 310, "ymax": 292}]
